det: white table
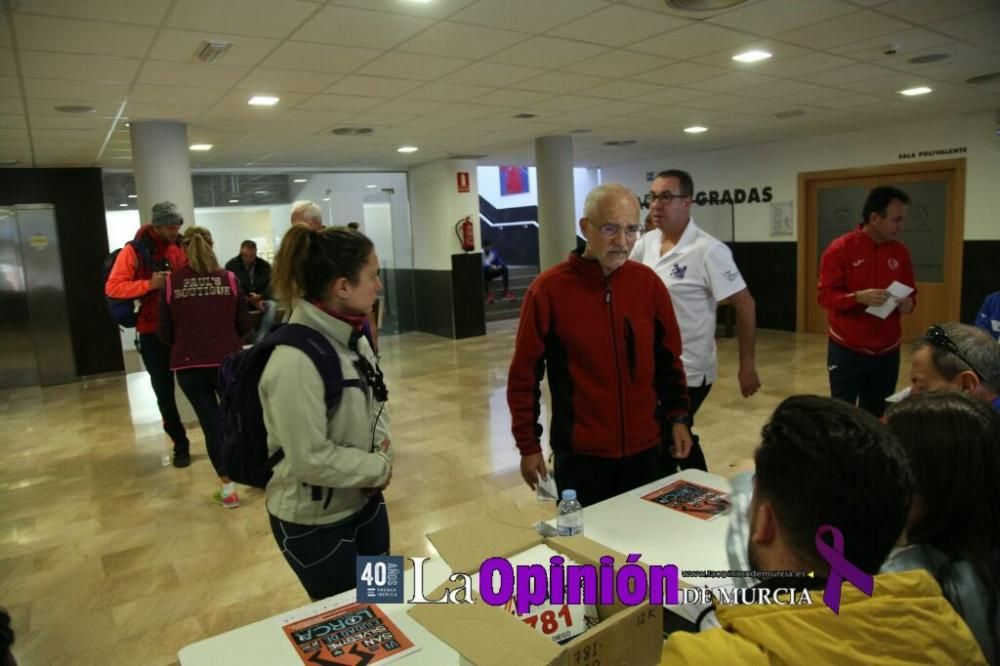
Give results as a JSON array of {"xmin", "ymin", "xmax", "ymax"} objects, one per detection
[
  {"xmin": 178, "ymin": 557, "xmax": 460, "ymax": 665},
  {"xmin": 550, "ymin": 469, "xmax": 735, "ymax": 589}
]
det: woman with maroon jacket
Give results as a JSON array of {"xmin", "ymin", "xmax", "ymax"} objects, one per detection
[{"xmin": 159, "ymin": 226, "xmax": 252, "ymax": 507}]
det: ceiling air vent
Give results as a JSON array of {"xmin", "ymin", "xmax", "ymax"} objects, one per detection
[
  {"xmin": 665, "ymin": 0, "xmax": 749, "ymax": 11},
  {"xmin": 448, "ymin": 154, "xmax": 488, "ymax": 159},
  {"xmin": 774, "ymin": 109, "xmax": 806, "ymax": 119},
  {"xmin": 197, "ymin": 41, "xmax": 232, "ymax": 63},
  {"xmin": 513, "ymin": 113, "xmax": 539, "ymax": 119},
  {"xmin": 330, "ymin": 127, "xmax": 375, "ymax": 136},
  {"xmin": 604, "ymin": 140, "xmax": 637, "ymax": 146},
  {"xmin": 908, "ymin": 53, "xmax": 949, "ymax": 64},
  {"xmin": 966, "ymin": 72, "xmax": 1000, "ymax": 85}
]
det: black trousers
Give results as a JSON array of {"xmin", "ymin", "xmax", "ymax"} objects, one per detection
[
  {"xmin": 674, "ymin": 379, "xmax": 712, "ymax": 473},
  {"xmin": 827, "ymin": 340, "xmax": 900, "ymax": 418},
  {"xmin": 484, "ymin": 265, "xmax": 509, "ymax": 292},
  {"xmin": 176, "ymin": 367, "xmax": 224, "ymax": 476},
  {"xmin": 554, "ymin": 446, "xmax": 664, "ymax": 507},
  {"xmin": 269, "ymin": 494, "xmax": 390, "ymax": 601},
  {"xmin": 137, "ymin": 333, "xmax": 188, "ymax": 451}
]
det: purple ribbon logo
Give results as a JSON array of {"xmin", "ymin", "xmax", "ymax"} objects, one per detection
[{"xmin": 815, "ymin": 524, "xmax": 874, "ymax": 614}]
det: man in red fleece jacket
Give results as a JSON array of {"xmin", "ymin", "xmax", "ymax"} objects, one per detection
[
  {"xmin": 507, "ymin": 183, "xmax": 691, "ymax": 507},
  {"xmin": 106, "ymin": 201, "xmax": 190, "ymax": 466},
  {"xmin": 818, "ymin": 186, "xmax": 916, "ymax": 418}
]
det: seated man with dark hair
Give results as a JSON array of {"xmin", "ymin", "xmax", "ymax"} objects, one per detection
[
  {"xmin": 482, "ymin": 239, "xmax": 514, "ymax": 303},
  {"xmin": 662, "ymin": 395, "xmax": 986, "ymax": 665},
  {"xmin": 909, "ymin": 322, "xmax": 1000, "ymax": 412}
]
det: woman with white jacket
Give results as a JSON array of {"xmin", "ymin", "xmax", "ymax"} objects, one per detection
[{"xmin": 262, "ymin": 224, "xmax": 392, "ymax": 600}]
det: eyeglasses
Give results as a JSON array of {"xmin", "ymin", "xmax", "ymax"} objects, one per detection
[
  {"xmin": 596, "ymin": 223, "xmax": 641, "ymax": 239},
  {"xmin": 924, "ymin": 324, "xmax": 986, "ymax": 381},
  {"xmin": 643, "ymin": 191, "xmax": 689, "ymax": 207}
]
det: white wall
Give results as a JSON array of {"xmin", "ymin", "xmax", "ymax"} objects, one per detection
[
  {"xmin": 409, "ymin": 159, "xmax": 479, "ymax": 270},
  {"xmin": 603, "ymin": 111, "xmax": 1000, "ymax": 242},
  {"xmin": 363, "ymin": 202, "xmax": 394, "ymax": 268}
]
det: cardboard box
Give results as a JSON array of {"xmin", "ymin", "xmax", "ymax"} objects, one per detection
[{"xmin": 408, "ymin": 519, "xmax": 663, "ymax": 666}]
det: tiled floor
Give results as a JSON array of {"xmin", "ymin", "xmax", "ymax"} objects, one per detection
[{"xmin": 0, "ymin": 320, "xmax": 912, "ymax": 664}]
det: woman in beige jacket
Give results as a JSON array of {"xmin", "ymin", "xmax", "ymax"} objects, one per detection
[{"xmin": 262, "ymin": 224, "xmax": 392, "ymax": 600}]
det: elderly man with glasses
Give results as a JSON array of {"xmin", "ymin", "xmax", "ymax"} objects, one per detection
[
  {"xmin": 631, "ymin": 169, "xmax": 760, "ymax": 473},
  {"xmin": 909, "ymin": 322, "xmax": 1000, "ymax": 412},
  {"xmin": 507, "ymin": 183, "xmax": 692, "ymax": 507}
]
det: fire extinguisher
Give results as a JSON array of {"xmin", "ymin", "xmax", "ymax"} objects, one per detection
[{"xmin": 455, "ymin": 216, "xmax": 474, "ymax": 252}]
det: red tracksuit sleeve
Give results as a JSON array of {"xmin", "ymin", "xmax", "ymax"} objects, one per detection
[
  {"xmin": 105, "ymin": 243, "xmax": 153, "ymax": 299},
  {"xmin": 652, "ymin": 280, "xmax": 690, "ymax": 419},
  {"xmin": 902, "ymin": 249, "xmax": 917, "ymax": 308},
  {"xmin": 817, "ymin": 240, "xmax": 860, "ymax": 312},
  {"xmin": 507, "ymin": 283, "xmax": 550, "ymax": 457}
]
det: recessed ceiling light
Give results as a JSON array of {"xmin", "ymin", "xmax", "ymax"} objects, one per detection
[
  {"xmin": 228, "ymin": 199, "xmax": 239, "ymax": 203},
  {"xmin": 732, "ymin": 50, "xmax": 772, "ymax": 63},
  {"xmin": 128, "ymin": 194, "xmax": 137, "ymax": 199},
  {"xmin": 322, "ymin": 197, "xmax": 331, "ymax": 201},
  {"xmin": 248, "ymin": 96, "xmax": 280, "ymax": 106},
  {"xmin": 293, "ymin": 178, "xmax": 307, "ymax": 183},
  {"xmin": 366, "ymin": 184, "xmax": 377, "ymax": 189},
  {"xmin": 684, "ymin": 126, "xmax": 709, "ymax": 133},
  {"xmin": 255, "ymin": 190, "xmax": 269, "ymax": 195},
  {"xmin": 190, "ymin": 144, "xmax": 213, "ymax": 151},
  {"xmin": 899, "ymin": 86, "xmax": 932, "ymax": 96},
  {"xmin": 119, "ymin": 203, "xmax": 128, "ymax": 207},
  {"xmin": 404, "ymin": 0, "xmax": 432, "ymax": 3},
  {"xmin": 397, "ymin": 146, "xmax": 419, "ymax": 153},
  {"xmin": 54, "ymin": 105, "xmax": 95, "ymax": 114}
]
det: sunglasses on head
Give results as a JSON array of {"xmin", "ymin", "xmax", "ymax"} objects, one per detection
[{"xmin": 924, "ymin": 324, "xmax": 986, "ymax": 382}]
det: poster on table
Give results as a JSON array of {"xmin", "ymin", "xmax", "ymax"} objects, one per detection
[
  {"xmin": 641, "ymin": 480, "xmax": 729, "ymax": 521},
  {"xmin": 279, "ymin": 601, "xmax": 418, "ymax": 665}
]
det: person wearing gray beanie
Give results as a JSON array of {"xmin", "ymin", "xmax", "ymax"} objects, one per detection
[{"xmin": 151, "ymin": 201, "xmax": 184, "ymax": 228}]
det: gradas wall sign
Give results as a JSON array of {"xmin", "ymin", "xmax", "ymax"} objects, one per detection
[
  {"xmin": 898, "ymin": 146, "xmax": 966, "ymax": 160},
  {"xmin": 694, "ymin": 187, "xmax": 773, "ymax": 206}
]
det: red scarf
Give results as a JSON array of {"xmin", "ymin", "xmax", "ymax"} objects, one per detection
[{"xmin": 308, "ymin": 299, "xmax": 367, "ymax": 333}]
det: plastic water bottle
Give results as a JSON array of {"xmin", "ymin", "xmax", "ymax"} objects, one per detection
[{"xmin": 557, "ymin": 489, "xmax": 584, "ymax": 536}]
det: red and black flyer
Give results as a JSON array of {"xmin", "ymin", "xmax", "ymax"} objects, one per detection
[
  {"xmin": 280, "ymin": 601, "xmax": 419, "ymax": 665},
  {"xmin": 641, "ymin": 479, "xmax": 730, "ymax": 521}
]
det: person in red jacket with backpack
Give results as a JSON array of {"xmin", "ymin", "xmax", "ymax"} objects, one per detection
[
  {"xmin": 159, "ymin": 226, "xmax": 252, "ymax": 507},
  {"xmin": 818, "ymin": 186, "xmax": 916, "ymax": 418},
  {"xmin": 105, "ymin": 201, "xmax": 191, "ymax": 466}
]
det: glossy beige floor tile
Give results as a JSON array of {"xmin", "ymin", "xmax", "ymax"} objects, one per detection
[{"xmin": 0, "ymin": 320, "xmax": 912, "ymax": 665}]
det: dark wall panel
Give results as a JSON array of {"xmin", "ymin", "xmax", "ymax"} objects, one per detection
[
  {"xmin": 412, "ymin": 270, "xmax": 454, "ymax": 338},
  {"xmin": 961, "ymin": 240, "xmax": 1000, "ymax": 324},
  {"xmin": 451, "ymin": 253, "xmax": 486, "ymax": 339},
  {"xmin": 0, "ymin": 168, "xmax": 122, "ymax": 376},
  {"xmin": 730, "ymin": 241, "xmax": 797, "ymax": 332}
]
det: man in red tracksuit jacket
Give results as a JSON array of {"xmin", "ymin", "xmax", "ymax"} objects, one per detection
[
  {"xmin": 508, "ymin": 183, "xmax": 692, "ymax": 507},
  {"xmin": 106, "ymin": 201, "xmax": 191, "ymax": 466},
  {"xmin": 818, "ymin": 186, "xmax": 916, "ymax": 418}
]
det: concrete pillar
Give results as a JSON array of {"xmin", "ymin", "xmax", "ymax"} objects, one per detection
[
  {"xmin": 535, "ymin": 135, "xmax": 576, "ymax": 271},
  {"xmin": 130, "ymin": 121, "xmax": 195, "ymax": 227}
]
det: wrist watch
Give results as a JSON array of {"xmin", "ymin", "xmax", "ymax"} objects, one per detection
[{"xmin": 669, "ymin": 414, "xmax": 693, "ymax": 428}]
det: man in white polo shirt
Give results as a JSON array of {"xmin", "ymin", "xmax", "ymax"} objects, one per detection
[{"xmin": 631, "ymin": 169, "xmax": 761, "ymax": 471}]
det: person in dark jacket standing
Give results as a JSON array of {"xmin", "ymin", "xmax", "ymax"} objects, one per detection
[
  {"xmin": 507, "ymin": 183, "xmax": 692, "ymax": 507},
  {"xmin": 225, "ymin": 240, "xmax": 271, "ymax": 311},
  {"xmin": 160, "ymin": 226, "xmax": 252, "ymax": 506},
  {"xmin": 105, "ymin": 201, "xmax": 190, "ymax": 467}
]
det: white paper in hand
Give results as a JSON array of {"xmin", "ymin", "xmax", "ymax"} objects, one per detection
[
  {"xmin": 535, "ymin": 473, "xmax": 559, "ymax": 502},
  {"xmin": 865, "ymin": 281, "xmax": 914, "ymax": 320}
]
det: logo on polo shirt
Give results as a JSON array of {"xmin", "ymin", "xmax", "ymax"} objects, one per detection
[
  {"xmin": 888, "ymin": 258, "xmax": 899, "ymax": 270},
  {"xmin": 724, "ymin": 270, "xmax": 740, "ymax": 282},
  {"xmin": 670, "ymin": 263, "xmax": 688, "ymax": 279}
]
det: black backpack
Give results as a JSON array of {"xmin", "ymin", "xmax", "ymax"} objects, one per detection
[
  {"xmin": 102, "ymin": 239, "xmax": 152, "ymax": 328},
  {"xmin": 217, "ymin": 323, "xmax": 363, "ymax": 489}
]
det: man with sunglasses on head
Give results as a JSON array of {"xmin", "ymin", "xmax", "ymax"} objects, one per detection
[
  {"xmin": 819, "ymin": 186, "xmax": 916, "ymax": 418},
  {"xmin": 910, "ymin": 322, "xmax": 1000, "ymax": 412},
  {"xmin": 508, "ymin": 183, "xmax": 692, "ymax": 507},
  {"xmin": 631, "ymin": 169, "xmax": 760, "ymax": 473}
]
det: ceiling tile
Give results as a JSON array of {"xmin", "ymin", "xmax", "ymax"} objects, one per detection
[
  {"xmin": 138, "ymin": 61, "xmax": 249, "ymax": 88},
  {"xmin": 441, "ymin": 62, "xmax": 545, "ymax": 88},
  {"xmin": 760, "ymin": 52, "xmax": 857, "ymax": 77},
  {"xmin": 967, "ymin": 34, "xmax": 1000, "ymax": 53},
  {"xmin": 13, "ymin": 0, "xmax": 170, "ymax": 26},
  {"xmin": 20, "ymin": 52, "xmax": 140, "ymax": 83},
  {"xmin": 831, "ymin": 27, "xmax": 955, "ymax": 58},
  {"xmin": 630, "ymin": 23, "xmax": 763, "ymax": 59},
  {"xmin": 14, "ymin": 15, "xmax": 153, "ymax": 58},
  {"xmin": 707, "ymin": 0, "xmax": 858, "ymax": 36},
  {"xmin": 23, "ymin": 78, "xmax": 127, "ymax": 102},
  {"xmin": 168, "ymin": 0, "xmax": 320, "ymax": 39},
  {"xmin": 261, "ymin": 42, "xmax": 383, "ymax": 74},
  {"xmin": 527, "ymin": 94, "xmax": 609, "ymax": 112},
  {"xmin": 238, "ymin": 68, "xmax": 342, "ymax": 94},
  {"xmin": 469, "ymin": 88, "xmax": 552, "ymax": 107},
  {"xmin": 447, "ymin": 0, "xmax": 609, "ymax": 33},
  {"xmin": 126, "ymin": 102, "xmax": 207, "ymax": 120},
  {"xmin": 130, "ymin": 84, "xmax": 228, "ymax": 105},
  {"xmin": 805, "ymin": 63, "xmax": 900, "ymax": 85},
  {"xmin": 549, "ymin": 4, "xmax": 689, "ymax": 47},
  {"xmin": 487, "ymin": 36, "xmax": 608, "ymax": 69},
  {"xmin": 512, "ymin": 71, "xmax": 608, "ymax": 94},
  {"xmin": 935, "ymin": 6, "xmax": 1000, "ymax": 40},
  {"xmin": 564, "ymin": 51, "xmax": 675, "ymax": 79},
  {"xmin": 397, "ymin": 22, "xmax": 529, "ymax": 60},
  {"xmin": 636, "ymin": 86, "xmax": 713, "ymax": 106},
  {"xmin": 690, "ymin": 41, "xmax": 810, "ymax": 70},
  {"xmin": 28, "ymin": 114, "xmax": 115, "ymax": 130},
  {"xmin": 323, "ymin": 75, "xmax": 422, "ymax": 98},
  {"xmin": 0, "ymin": 113, "xmax": 26, "ymax": 128},
  {"xmin": 406, "ymin": 82, "xmax": 496, "ymax": 102},
  {"xmin": 674, "ymin": 93, "xmax": 757, "ymax": 110},
  {"xmin": 356, "ymin": 52, "xmax": 472, "ymax": 81},
  {"xmin": 875, "ymin": 0, "xmax": 998, "ymax": 24},
  {"xmin": 291, "ymin": 5, "xmax": 433, "ymax": 49},
  {"xmin": 383, "ymin": 100, "xmax": 448, "ymax": 115},
  {"xmin": 775, "ymin": 10, "xmax": 911, "ymax": 50},
  {"xmin": 149, "ymin": 30, "xmax": 279, "ymax": 67},
  {"xmin": 686, "ymin": 71, "xmax": 778, "ymax": 93},
  {"xmin": 584, "ymin": 79, "xmax": 663, "ymax": 100},
  {"xmin": 0, "ymin": 97, "xmax": 24, "ymax": 113},
  {"xmin": 809, "ymin": 93, "xmax": 885, "ymax": 109},
  {"xmin": 300, "ymin": 94, "xmax": 383, "ymax": 114},
  {"xmin": 630, "ymin": 61, "xmax": 731, "ymax": 86},
  {"xmin": 0, "ymin": 49, "xmax": 17, "ymax": 77},
  {"xmin": 915, "ymin": 54, "xmax": 1000, "ymax": 83}
]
